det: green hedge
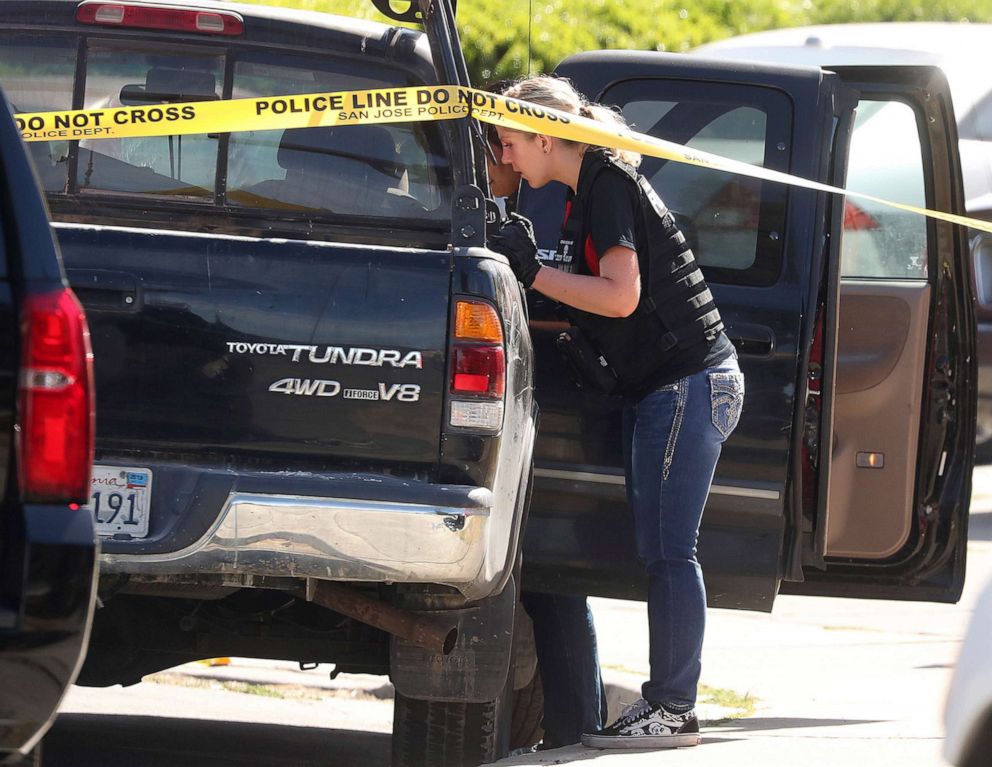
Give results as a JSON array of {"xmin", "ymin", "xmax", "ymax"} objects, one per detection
[{"xmin": 243, "ymin": 0, "xmax": 992, "ymax": 82}]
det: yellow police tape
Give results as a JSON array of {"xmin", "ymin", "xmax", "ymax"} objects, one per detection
[{"xmin": 14, "ymin": 83, "xmax": 992, "ymax": 236}]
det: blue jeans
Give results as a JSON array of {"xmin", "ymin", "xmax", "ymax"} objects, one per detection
[
  {"xmin": 622, "ymin": 356, "xmax": 744, "ymax": 708},
  {"xmin": 520, "ymin": 591, "xmax": 607, "ymax": 746}
]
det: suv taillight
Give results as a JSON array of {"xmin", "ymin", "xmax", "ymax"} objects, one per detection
[
  {"xmin": 18, "ymin": 288, "xmax": 95, "ymax": 504},
  {"xmin": 449, "ymin": 300, "xmax": 505, "ymax": 431},
  {"xmin": 76, "ymin": 2, "xmax": 245, "ymax": 35}
]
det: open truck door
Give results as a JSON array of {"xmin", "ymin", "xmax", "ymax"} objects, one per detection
[{"xmin": 783, "ymin": 64, "xmax": 974, "ymax": 602}]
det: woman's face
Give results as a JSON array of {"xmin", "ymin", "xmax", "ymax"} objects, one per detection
[{"xmin": 496, "ymin": 128, "xmax": 553, "ymax": 188}]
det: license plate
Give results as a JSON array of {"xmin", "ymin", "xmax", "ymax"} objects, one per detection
[{"xmin": 83, "ymin": 466, "xmax": 152, "ymax": 538}]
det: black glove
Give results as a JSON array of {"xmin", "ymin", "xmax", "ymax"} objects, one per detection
[{"xmin": 488, "ymin": 212, "xmax": 541, "ymax": 288}]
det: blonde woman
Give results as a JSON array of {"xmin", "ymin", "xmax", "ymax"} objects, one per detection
[
  {"xmin": 487, "ymin": 76, "xmax": 744, "ymax": 749},
  {"xmin": 484, "ymin": 79, "xmax": 609, "ymax": 751}
]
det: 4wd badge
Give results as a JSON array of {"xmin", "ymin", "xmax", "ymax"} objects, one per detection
[{"xmin": 268, "ymin": 378, "xmax": 421, "ymax": 402}]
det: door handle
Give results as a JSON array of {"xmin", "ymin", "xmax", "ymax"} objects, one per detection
[
  {"xmin": 727, "ymin": 324, "xmax": 774, "ymax": 356},
  {"xmin": 67, "ymin": 269, "xmax": 139, "ymax": 311}
]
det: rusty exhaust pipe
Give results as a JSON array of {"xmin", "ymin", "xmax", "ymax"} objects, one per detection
[{"xmin": 298, "ymin": 581, "xmax": 458, "ymax": 655}]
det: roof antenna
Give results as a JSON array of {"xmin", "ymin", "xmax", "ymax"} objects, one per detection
[{"xmin": 527, "ymin": 0, "xmax": 533, "ymax": 75}]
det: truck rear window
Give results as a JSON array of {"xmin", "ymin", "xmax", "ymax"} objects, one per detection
[
  {"xmin": 0, "ymin": 34, "xmax": 452, "ymax": 224},
  {"xmin": 77, "ymin": 40, "xmax": 223, "ymax": 198},
  {"xmin": 225, "ymin": 51, "xmax": 448, "ymax": 218}
]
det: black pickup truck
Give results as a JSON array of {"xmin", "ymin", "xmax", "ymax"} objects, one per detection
[
  {"xmin": 0, "ymin": 87, "xmax": 97, "ymax": 765},
  {"xmin": 0, "ymin": 0, "xmax": 976, "ymax": 765}
]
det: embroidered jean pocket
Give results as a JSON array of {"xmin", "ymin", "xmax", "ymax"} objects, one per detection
[{"xmin": 709, "ymin": 371, "xmax": 744, "ymax": 439}]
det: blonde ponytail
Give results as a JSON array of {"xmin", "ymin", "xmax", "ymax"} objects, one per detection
[
  {"xmin": 503, "ymin": 76, "xmax": 642, "ymax": 169},
  {"xmin": 579, "ymin": 103, "xmax": 641, "ymax": 168}
]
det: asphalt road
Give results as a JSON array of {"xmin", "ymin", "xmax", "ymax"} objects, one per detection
[{"xmin": 42, "ymin": 467, "xmax": 992, "ymax": 767}]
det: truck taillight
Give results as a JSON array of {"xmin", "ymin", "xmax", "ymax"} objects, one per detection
[
  {"xmin": 18, "ymin": 289, "xmax": 95, "ymax": 504},
  {"xmin": 452, "ymin": 345, "xmax": 505, "ymax": 397},
  {"xmin": 75, "ymin": 2, "xmax": 245, "ymax": 35},
  {"xmin": 449, "ymin": 300, "xmax": 505, "ymax": 431}
]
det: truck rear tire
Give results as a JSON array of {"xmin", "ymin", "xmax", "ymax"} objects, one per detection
[
  {"xmin": 391, "ymin": 689, "xmax": 513, "ymax": 767},
  {"xmin": 390, "ymin": 667, "xmax": 544, "ymax": 766}
]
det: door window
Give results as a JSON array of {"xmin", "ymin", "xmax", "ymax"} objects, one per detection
[
  {"xmin": 841, "ymin": 99, "xmax": 928, "ymax": 279},
  {"xmin": 602, "ymin": 79, "xmax": 792, "ymax": 286}
]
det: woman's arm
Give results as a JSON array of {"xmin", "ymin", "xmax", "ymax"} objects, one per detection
[{"xmin": 531, "ymin": 245, "xmax": 641, "ymax": 318}]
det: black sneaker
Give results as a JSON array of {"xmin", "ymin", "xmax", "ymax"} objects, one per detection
[{"xmin": 581, "ymin": 698, "xmax": 700, "ymax": 749}]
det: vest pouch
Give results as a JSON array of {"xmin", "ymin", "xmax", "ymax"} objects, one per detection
[{"xmin": 556, "ymin": 326, "xmax": 619, "ymax": 395}]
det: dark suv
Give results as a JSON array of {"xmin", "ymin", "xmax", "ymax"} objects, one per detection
[
  {"xmin": 0, "ymin": 1, "xmax": 977, "ymax": 765},
  {"xmin": 0, "ymin": 89, "xmax": 97, "ymax": 765}
]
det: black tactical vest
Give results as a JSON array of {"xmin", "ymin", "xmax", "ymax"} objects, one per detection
[{"xmin": 557, "ymin": 150, "xmax": 724, "ymax": 392}]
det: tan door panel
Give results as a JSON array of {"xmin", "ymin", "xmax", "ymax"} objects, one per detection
[{"xmin": 827, "ymin": 281, "xmax": 930, "ymax": 559}]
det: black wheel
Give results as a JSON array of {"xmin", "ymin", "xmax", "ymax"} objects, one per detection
[
  {"xmin": 390, "ymin": 650, "xmax": 544, "ymax": 766},
  {"xmin": 391, "ymin": 689, "xmax": 513, "ymax": 767}
]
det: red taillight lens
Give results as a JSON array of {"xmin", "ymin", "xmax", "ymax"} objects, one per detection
[
  {"xmin": 75, "ymin": 2, "xmax": 244, "ymax": 35},
  {"xmin": 18, "ymin": 289, "xmax": 95, "ymax": 504},
  {"xmin": 451, "ymin": 345, "xmax": 505, "ymax": 398}
]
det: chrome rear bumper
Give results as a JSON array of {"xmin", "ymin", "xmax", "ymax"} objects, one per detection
[{"xmin": 100, "ymin": 490, "xmax": 491, "ymax": 593}]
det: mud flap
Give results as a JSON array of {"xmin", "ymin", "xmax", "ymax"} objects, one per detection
[{"xmin": 390, "ymin": 576, "xmax": 516, "ymax": 702}]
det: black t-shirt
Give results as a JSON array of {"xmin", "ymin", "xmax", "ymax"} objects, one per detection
[
  {"xmin": 585, "ymin": 170, "xmax": 638, "ymax": 262},
  {"xmin": 574, "ymin": 153, "xmax": 734, "ymax": 396}
]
